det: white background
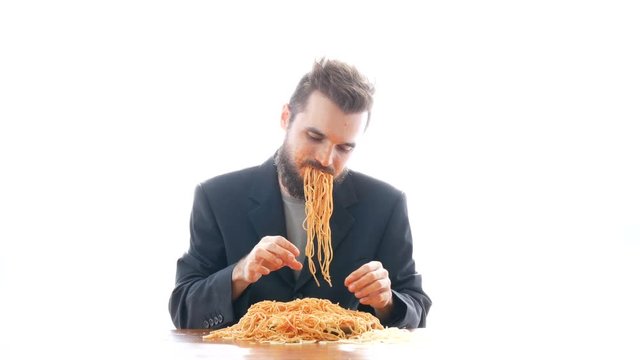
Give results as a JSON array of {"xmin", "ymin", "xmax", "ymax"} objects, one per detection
[{"xmin": 1, "ymin": 1, "xmax": 639, "ymax": 359}]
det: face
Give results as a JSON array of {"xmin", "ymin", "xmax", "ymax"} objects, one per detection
[{"xmin": 276, "ymin": 91, "xmax": 368, "ymax": 199}]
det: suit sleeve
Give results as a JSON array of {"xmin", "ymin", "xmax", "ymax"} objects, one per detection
[
  {"xmin": 168, "ymin": 184, "xmax": 236, "ymax": 329},
  {"xmin": 361, "ymin": 192, "xmax": 432, "ymax": 328}
]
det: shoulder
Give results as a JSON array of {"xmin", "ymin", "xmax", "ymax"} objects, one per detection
[
  {"xmin": 339, "ymin": 170, "xmax": 409, "ymax": 224},
  {"xmin": 199, "ymin": 164, "xmax": 261, "ymax": 194},
  {"xmin": 346, "ymin": 170, "xmax": 405, "ymax": 203},
  {"xmin": 194, "ymin": 157, "xmax": 277, "ymax": 207},
  {"xmin": 191, "ymin": 164, "xmax": 265, "ymax": 212}
]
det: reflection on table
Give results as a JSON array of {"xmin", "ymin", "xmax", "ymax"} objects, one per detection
[{"xmin": 167, "ymin": 328, "xmax": 430, "ymax": 360}]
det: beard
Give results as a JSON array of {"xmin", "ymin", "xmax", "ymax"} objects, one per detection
[{"xmin": 275, "ymin": 142, "xmax": 348, "ymax": 200}]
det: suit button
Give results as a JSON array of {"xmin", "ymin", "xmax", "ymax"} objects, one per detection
[
  {"xmin": 202, "ymin": 320, "xmax": 210, "ymax": 329},
  {"xmin": 216, "ymin": 314, "xmax": 224, "ymax": 324},
  {"xmin": 209, "ymin": 318, "xmax": 215, "ymax": 327}
]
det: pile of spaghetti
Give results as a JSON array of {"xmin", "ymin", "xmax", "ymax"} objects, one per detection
[{"xmin": 203, "ymin": 298, "xmax": 384, "ymax": 343}]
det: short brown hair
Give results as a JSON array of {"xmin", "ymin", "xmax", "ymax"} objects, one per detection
[{"xmin": 288, "ymin": 58, "xmax": 375, "ymax": 129}]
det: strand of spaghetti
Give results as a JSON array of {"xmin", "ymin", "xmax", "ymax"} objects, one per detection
[
  {"xmin": 317, "ymin": 173, "xmax": 333, "ymax": 285},
  {"xmin": 302, "ymin": 167, "xmax": 334, "ymax": 287}
]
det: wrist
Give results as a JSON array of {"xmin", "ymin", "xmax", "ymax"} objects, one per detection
[
  {"xmin": 231, "ymin": 260, "xmax": 250, "ymax": 300},
  {"xmin": 373, "ymin": 297, "xmax": 394, "ymax": 321}
]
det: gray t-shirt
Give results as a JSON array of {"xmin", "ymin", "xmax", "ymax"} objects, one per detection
[{"xmin": 281, "ymin": 192, "xmax": 307, "ymax": 279}]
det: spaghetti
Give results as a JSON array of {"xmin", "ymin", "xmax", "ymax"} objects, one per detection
[
  {"xmin": 203, "ymin": 298, "xmax": 384, "ymax": 343},
  {"xmin": 302, "ymin": 167, "xmax": 334, "ymax": 287}
]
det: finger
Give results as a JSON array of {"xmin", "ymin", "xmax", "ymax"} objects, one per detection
[
  {"xmin": 354, "ymin": 277, "xmax": 391, "ymax": 299},
  {"xmin": 260, "ymin": 257, "xmax": 285, "ymax": 271},
  {"xmin": 359, "ymin": 288, "xmax": 390, "ymax": 307},
  {"xmin": 254, "ymin": 247, "xmax": 283, "ymax": 268},
  {"xmin": 344, "ymin": 267, "xmax": 364, "ymax": 287},
  {"xmin": 344, "ymin": 261, "xmax": 381, "ymax": 286},
  {"xmin": 256, "ymin": 238, "xmax": 302, "ymax": 271},
  {"xmin": 346, "ymin": 267, "xmax": 383, "ymax": 293},
  {"xmin": 272, "ymin": 236, "xmax": 301, "ymax": 257},
  {"xmin": 350, "ymin": 271, "xmax": 390, "ymax": 299},
  {"xmin": 246, "ymin": 263, "xmax": 270, "ymax": 282},
  {"xmin": 285, "ymin": 258, "xmax": 304, "ymax": 271},
  {"xmin": 251, "ymin": 258, "xmax": 270, "ymax": 274},
  {"xmin": 261, "ymin": 238, "xmax": 300, "ymax": 264},
  {"xmin": 261, "ymin": 251, "xmax": 301, "ymax": 272}
]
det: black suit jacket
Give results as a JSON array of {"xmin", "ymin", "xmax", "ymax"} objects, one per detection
[{"xmin": 169, "ymin": 157, "xmax": 431, "ymax": 329}]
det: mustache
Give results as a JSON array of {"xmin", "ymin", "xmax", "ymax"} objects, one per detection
[{"xmin": 301, "ymin": 160, "xmax": 335, "ymax": 176}]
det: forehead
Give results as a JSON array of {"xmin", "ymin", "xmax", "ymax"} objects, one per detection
[{"xmin": 292, "ymin": 91, "xmax": 367, "ymax": 142}]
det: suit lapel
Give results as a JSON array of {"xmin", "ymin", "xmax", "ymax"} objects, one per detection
[
  {"xmin": 295, "ymin": 172, "xmax": 357, "ymax": 290},
  {"xmin": 248, "ymin": 157, "xmax": 295, "ymax": 287}
]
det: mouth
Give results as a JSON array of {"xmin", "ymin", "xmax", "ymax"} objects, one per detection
[{"xmin": 301, "ymin": 161, "xmax": 335, "ymax": 176}]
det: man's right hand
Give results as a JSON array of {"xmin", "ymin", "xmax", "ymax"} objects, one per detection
[{"xmin": 232, "ymin": 235, "xmax": 303, "ymax": 299}]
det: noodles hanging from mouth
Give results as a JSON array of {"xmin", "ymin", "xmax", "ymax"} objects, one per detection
[
  {"xmin": 302, "ymin": 167, "xmax": 334, "ymax": 287},
  {"xmin": 203, "ymin": 298, "xmax": 383, "ymax": 343}
]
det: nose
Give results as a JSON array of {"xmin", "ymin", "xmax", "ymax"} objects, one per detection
[{"xmin": 316, "ymin": 145, "xmax": 334, "ymax": 168}]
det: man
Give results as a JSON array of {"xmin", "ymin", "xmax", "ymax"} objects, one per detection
[{"xmin": 169, "ymin": 59, "xmax": 431, "ymax": 330}]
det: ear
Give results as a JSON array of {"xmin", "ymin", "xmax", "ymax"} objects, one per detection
[{"xmin": 280, "ymin": 104, "xmax": 291, "ymax": 130}]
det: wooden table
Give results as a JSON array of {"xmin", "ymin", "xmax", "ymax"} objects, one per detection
[{"xmin": 166, "ymin": 328, "xmax": 430, "ymax": 360}]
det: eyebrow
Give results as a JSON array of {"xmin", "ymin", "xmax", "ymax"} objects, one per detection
[{"xmin": 306, "ymin": 127, "xmax": 357, "ymax": 149}]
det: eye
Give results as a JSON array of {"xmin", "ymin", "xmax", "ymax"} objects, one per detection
[
  {"xmin": 337, "ymin": 144, "xmax": 354, "ymax": 153},
  {"xmin": 307, "ymin": 132, "xmax": 323, "ymax": 142}
]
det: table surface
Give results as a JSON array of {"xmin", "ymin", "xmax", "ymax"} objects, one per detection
[{"xmin": 166, "ymin": 328, "xmax": 430, "ymax": 360}]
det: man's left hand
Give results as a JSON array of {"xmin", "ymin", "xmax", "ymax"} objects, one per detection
[{"xmin": 344, "ymin": 261, "xmax": 393, "ymax": 315}]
